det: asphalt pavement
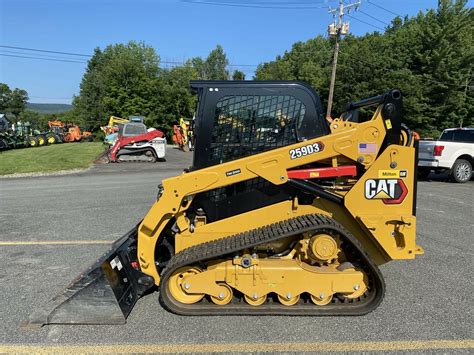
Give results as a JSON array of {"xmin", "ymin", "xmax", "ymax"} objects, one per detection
[{"xmin": 0, "ymin": 149, "xmax": 472, "ymax": 353}]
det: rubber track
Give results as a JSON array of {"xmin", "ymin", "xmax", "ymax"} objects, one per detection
[{"xmin": 159, "ymin": 214, "xmax": 385, "ymax": 316}]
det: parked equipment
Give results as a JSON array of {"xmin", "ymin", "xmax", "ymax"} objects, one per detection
[
  {"xmin": 101, "ymin": 116, "xmax": 145, "ymax": 147},
  {"xmin": 46, "ymin": 121, "xmax": 66, "ymax": 144},
  {"xmin": 12, "ymin": 121, "xmax": 47, "ymax": 147},
  {"xmin": 0, "ymin": 130, "xmax": 28, "ymax": 149},
  {"xmin": 48, "ymin": 121, "xmax": 92, "ymax": 143},
  {"xmin": 108, "ymin": 122, "xmax": 166, "ymax": 162},
  {"xmin": 100, "ymin": 116, "xmax": 131, "ymax": 136},
  {"xmin": 172, "ymin": 117, "xmax": 193, "ymax": 151},
  {"xmin": 30, "ymin": 81, "xmax": 423, "ymax": 326}
]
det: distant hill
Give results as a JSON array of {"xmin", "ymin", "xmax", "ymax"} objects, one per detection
[{"xmin": 27, "ymin": 103, "xmax": 72, "ymax": 114}]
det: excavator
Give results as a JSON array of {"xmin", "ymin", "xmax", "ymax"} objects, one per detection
[{"xmin": 29, "ymin": 81, "xmax": 423, "ymax": 326}]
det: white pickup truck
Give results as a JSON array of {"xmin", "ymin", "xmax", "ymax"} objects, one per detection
[{"xmin": 418, "ymin": 128, "xmax": 474, "ymax": 183}]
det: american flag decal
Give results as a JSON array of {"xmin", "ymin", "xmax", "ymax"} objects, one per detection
[{"xmin": 358, "ymin": 143, "xmax": 377, "ymax": 154}]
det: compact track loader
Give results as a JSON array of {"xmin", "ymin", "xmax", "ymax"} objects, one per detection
[{"xmin": 29, "ymin": 81, "xmax": 423, "ymax": 326}]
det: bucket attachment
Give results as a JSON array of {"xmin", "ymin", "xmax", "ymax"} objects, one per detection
[{"xmin": 27, "ymin": 226, "xmax": 154, "ymax": 327}]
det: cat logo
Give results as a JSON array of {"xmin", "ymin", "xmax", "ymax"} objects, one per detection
[{"xmin": 364, "ymin": 179, "xmax": 408, "ymax": 204}]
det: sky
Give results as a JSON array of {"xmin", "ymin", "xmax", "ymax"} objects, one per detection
[{"xmin": 0, "ymin": 0, "xmax": 472, "ymax": 104}]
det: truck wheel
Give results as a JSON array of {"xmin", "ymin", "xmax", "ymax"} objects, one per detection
[
  {"xmin": 450, "ymin": 159, "xmax": 472, "ymax": 183},
  {"xmin": 417, "ymin": 168, "xmax": 431, "ymax": 180}
]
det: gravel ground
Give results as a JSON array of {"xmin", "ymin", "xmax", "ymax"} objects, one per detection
[{"xmin": 0, "ymin": 150, "xmax": 472, "ymax": 353}]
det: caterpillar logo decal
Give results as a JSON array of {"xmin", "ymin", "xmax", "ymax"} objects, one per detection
[{"xmin": 364, "ymin": 179, "xmax": 408, "ymax": 204}]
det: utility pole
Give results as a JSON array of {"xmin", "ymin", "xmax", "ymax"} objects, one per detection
[{"xmin": 326, "ymin": 0, "xmax": 360, "ymax": 120}]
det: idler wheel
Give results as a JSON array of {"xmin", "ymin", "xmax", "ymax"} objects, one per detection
[{"xmin": 168, "ymin": 266, "xmax": 204, "ymax": 304}]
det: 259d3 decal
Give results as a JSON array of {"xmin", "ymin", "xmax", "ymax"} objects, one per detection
[
  {"xmin": 364, "ymin": 179, "xmax": 408, "ymax": 204},
  {"xmin": 289, "ymin": 142, "xmax": 324, "ymax": 160}
]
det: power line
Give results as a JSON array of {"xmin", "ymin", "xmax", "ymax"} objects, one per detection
[
  {"xmin": 367, "ymin": 0, "xmax": 402, "ymax": 18},
  {"xmin": 0, "ymin": 52, "xmax": 258, "ymax": 75},
  {"xmin": 0, "ymin": 49, "xmax": 89, "ymax": 62},
  {"xmin": 346, "ymin": 14, "xmax": 385, "ymax": 31},
  {"xmin": 359, "ymin": 9, "xmax": 390, "ymax": 26},
  {"xmin": 0, "ymin": 53, "xmax": 88, "ymax": 64},
  {"xmin": 0, "ymin": 45, "xmax": 91, "ymax": 57},
  {"xmin": 181, "ymin": 0, "xmax": 331, "ymax": 9},
  {"xmin": 0, "ymin": 44, "xmax": 260, "ymax": 68}
]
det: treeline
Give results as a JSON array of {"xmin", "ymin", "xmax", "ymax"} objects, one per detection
[
  {"xmin": 0, "ymin": 83, "xmax": 28, "ymax": 119},
  {"xmin": 3, "ymin": 1, "xmax": 472, "ymax": 138},
  {"xmin": 255, "ymin": 0, "xmax": 473, "ymax": 136},
  {"xmin": 0, "ymin": 83, "xmax": 77, "ymax": 130},
  {"xmin": 72, "ymin": 43, "xmax": 244, "ymax": 136}
]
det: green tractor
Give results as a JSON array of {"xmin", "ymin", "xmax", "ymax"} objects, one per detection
[
  {"xmin": 0, "ymin": 130, "xmax": 28, "ymax": 150},
  {"xmin": 0, "ymin": 132, "xmax": 11, "ymax": 150},
  {"xmin": 13, "ymin": 121, "xmax": 48, "ymax": 147}
]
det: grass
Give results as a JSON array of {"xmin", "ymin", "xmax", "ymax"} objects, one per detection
[{"xmin": 0, "ymin": 142, "xmax": 104, "ymax": 175}]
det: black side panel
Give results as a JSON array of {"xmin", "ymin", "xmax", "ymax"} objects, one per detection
[{"xmin": 192, "ymin": 178, "xmax": 295, "ymax": 223}]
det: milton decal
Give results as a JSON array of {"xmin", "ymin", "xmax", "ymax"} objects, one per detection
[{"xmin": 364, "ymin": 179, "xmax": 408, "ymax": 204}]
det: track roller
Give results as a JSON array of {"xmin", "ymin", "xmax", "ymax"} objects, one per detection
[
  {"xmin": 278, "ymin": 294, "xmax": 300, "ymax": 306},
  {"xmin": 310, "ymin": 293, "xmax": 333, "ymax": 305},
  {"xmin": 210, "ymin": 284, "xmax": 233, "ymax": 305},
  {"xmin": 244, "ymin": 294, "xmax": 267, "ymax": 306}
]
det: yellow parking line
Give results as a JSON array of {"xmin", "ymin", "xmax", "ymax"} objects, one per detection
[
  {"xmin": 0, "ymin": 340, "xmax": 472, "ymax": 353},
  {"xmin": 0, "ymin": 240, "xmax": 113, "ymax": 246}
]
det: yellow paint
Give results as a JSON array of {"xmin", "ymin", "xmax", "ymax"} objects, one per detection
[
  {"xmin": 175, "ymin": 201, "xmax": 325, "ymax": 251},
  {"xmin": 176, "ymin": 257, "xmax": 365, "ymax": 302},
  {"xmin": 136, "ymin": 100, "xmax": 422, "ymax": 291},
  {"xmin": 310, "ymin": 171, "xmax": 320, "ymax": 177},
  {"xmin": 0, "ymin": 340, "xmax": 472, "ymax": 353},
  {"xmin": 345, "ymin": 147, "xmax": 420, "ymax": 259},
  {"xmin": 0, "ymin": 240, "xmax": 113, "ymax": 246},
  {"xmin": 137, "ymin": 109, "xmax": 390, "ymax": 285},
  {"xmin": 385, "ymin": 119, "xmax": 392, "ymax": 129}
]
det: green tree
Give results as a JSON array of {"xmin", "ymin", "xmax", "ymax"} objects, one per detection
[
  {"xmin": 9, "ymin": 88, "xmax": 29, "ymax": 119},
  {"xmin": 232, "ymin": 70, "xmax": 246, "ymax": 80},
  {"xmin": 191, "ymin": 45, "xmax": 229, "ymax": 80},
  {"xmin": 19, "ymin": 110, "xmax": 46, "ymax": 130},
  {"xmin": 0, "ymin": 83, "xmax": 12, "ymax": 113},
  {"xmin": 73, "ymin": 41, "xmax": 160, "ymax": 130},
  {"xmin": 146, "ymin": 65, "xmax": 199, "ymax": 138},
  {"xmin": 205, "ymin": 45, "xmax": 229, "ymax": 80}
]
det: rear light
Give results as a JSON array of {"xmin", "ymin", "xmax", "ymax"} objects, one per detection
[{"xmin": 433, "ymin": 145, "xmax": 444, "ymax": 156}]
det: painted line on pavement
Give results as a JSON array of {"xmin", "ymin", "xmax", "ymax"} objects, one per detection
[
  {"xmin": 0, "ymin": 340, "xmax": 472, "ymax": 353},
  {"xmin": 0, "ymin": 240, "xmax": 113, "ymax": 246}
]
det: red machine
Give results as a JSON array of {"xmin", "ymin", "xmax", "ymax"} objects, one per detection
[{"xmin": 109, "ymin": 123, "xmax": 167, "ymax": 163}]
